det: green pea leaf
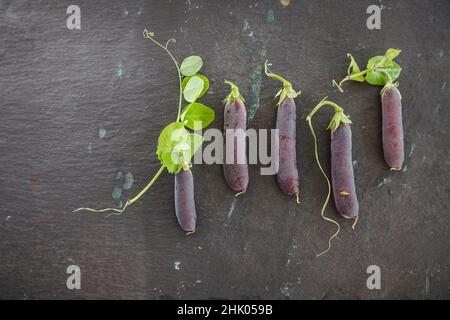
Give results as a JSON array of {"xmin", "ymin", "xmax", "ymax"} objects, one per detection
[
  {"xmin": 160, "ymin": 133, "xmax": 203, "ymax": 172},
  {"xmin": 367, "ymin": 48, "xmax": 401, "ymax": 70},
  {"xmin": 157, "ymin": 122, "xmax": 190, "ymax": 173},
  {"xmin": 182, "ymin": 74, "xmax": 209, "ymax": 99},
  {"xmin": 181, "ymin": 102, "xmax": 215, "ymax": 130},
  {"xmin": 195, "ymin": 74, "xmax": 209, "ymax": 98},
  {"xmin": 183, "ymin": 76, "xmax": 205, "ymax": 103},
  {"xmin": 180, "ymin": 55, "xmax": 203, "ymax": 76},
  {"xmin": 384, "ymin": 48, "xmax": 401, "ymax": 61},
  {"xmin": 347, "ymin": 54, "xmax": 365, "ymax": 82},
  {"xmin": 156, "ymin": 122, "xmax": 188, "ymax": 157},
  {"xmin": 181, "ymin": 76, "xmax": 189, "ymax": 91},
  {"xmin": 188, "ymin": 133, "xmax": 203, "ymax": 159},
  {"xmin": 170, "ymin": 140, "xmax": 191, "ymax": 170},
  {"xmin": 386, "ymin": 61, "xmax": 401, "ymax": 80},
  {"xmin": 365, "ymin": 60, "xmax": 401, "ymax": 86},
  {"xmin": 365, "ymin": 70, "xmax": 388, "ymax": 86},
  {"xmin": 161, "ymin": 151, "xmax": 182, "ymax": 173},
  {"xmin": 367, "ymin": 55, "xmax": 387, "ymax": 69}
]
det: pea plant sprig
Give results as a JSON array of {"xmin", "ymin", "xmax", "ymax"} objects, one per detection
[
  {"xmin": 333, "ymin": 48, "xmax": 405, "ymax": 171},
  {"xmin": 332, "ymin": 48, "xmax": 402, "ymax": 94},
  {"xmin": 74, "ymin": 28, "xmax": 215, "ymax": 221}
]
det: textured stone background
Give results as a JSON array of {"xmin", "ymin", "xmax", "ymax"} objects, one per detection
[{"xmin": 0, "ymin": 0, "xmax": 449, "ymax": 299}]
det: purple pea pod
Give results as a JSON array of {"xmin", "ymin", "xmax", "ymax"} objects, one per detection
[
  {"xmin": 222, "ymin": 81, "xmax": 249, "ymax": 194},
  {"xmin": 174, "ymin": 168, "xmax": 196, "ymax": 233},
  {"xmin": 276, "ymin": 97, "xmax": 300, "ymax": 196},
  {"xmin": 331, "ymin": 123, "xmax": 359, "ymax": 219},
  {"xmin": 264, "ymin": 61, "xmax": 301, "ymax": 203},
  {"xmin": 381, "ymin": 86, "xmax": 404, "ymax": 170}
]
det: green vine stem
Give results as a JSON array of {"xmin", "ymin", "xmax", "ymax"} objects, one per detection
[
  {"xmin": 73, "ymin": 165, "xmax": 165, "ymax": 215},
  {"xmin": 332, "ymin": 69, "xmax": 368, "ymax": 93},
  {"xmin": 143, "ymin": 29, "xmax": 183, "ymax": 121},
  {"xmin": 74, "ymin": 29, "xmax": 185, "ymax": 216},
  {"xmin": 264, "ymin": 60, "xmax": 301, "ymax": 105},
  {"xmin": 305, "ymin": 98, "xmax": 352, "ymax": 257}
]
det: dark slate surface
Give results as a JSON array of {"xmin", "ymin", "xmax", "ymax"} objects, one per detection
[{"xmin": 0, "ymin": 0, "xmax": 449, "ymax": 299}]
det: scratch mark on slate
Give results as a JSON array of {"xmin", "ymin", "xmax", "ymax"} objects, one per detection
[
  {"xmin": 98, "ymin": 128, "xmax": 106, "ymax": 138},
  {"xmin": 112, "ymin": 186, "xmax": 122, "ymax": 200},
  {"xmin": 30, "ymin": 172, "xmax": 43, "ymax": 193},
  {"xmin": 266, "ymin": 9, "xmax": 275, "ymax": 24},
  {"xmin": 174, "ymin": 261, "xmax": 181, "ymax": 271},
  {"xmin": 123, "ymin": 172, "xmax": 134, "ymax": 190},
  {"xmin": 248, "ymin": 65, "xmax": 263, "ymax": 124},
  {"xmin": 441, "ymin": 82, "xmax": 446, "ymax": 90},
  {"xmin": 425, "ymin": 273, "xmax": 430, "ymax": 298},
  {"xmin": 435, "ymin": 104, "xmax": 441, "ymax": 113},
  {"xmin": 438, "ymin": 49, "xmax": 443, "ymax": 58},
  {"xmin": 116, "ymin": 171, "xmax": 123, "ymax": 179},
  {"xmin": 123, "ymin": 8, "xmax": 129, "ymax": 17},
  {"xmin": 408, "ymin": 143, "xmax": 416, "ymax": 158},
  {"xmin": 87, "ymin": 142, "xmax": 92, "ymax": 154},
  {"xmin": 117, "ymin": 62, "xmax": 124, "ymax": 79},
  {"xmin": 227, "ymin": 198, "xmax": 237, "ymax": 220},
  {"xmin": 243, "ymin": 19, "xmax": 250, "ymax": 31},
  {"xmin": 400, "ymin": 183, "xmax": 412, "ymax": 190},
  {"xmin": 377, "ymin": 177, "xmax": 392, "ymax": 188},
  {"xmin": 280, "ymin": 283, "xmax": 292, "ymax": 297}
]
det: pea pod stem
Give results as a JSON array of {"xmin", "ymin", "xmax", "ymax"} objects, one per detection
[
  {"xmin": 264, "ymin": 61, "xmax": 291, "ymax": 85},
  {"xmin": 264, "ymin": 60, "xmax": 300, "ymax": 105},
  {"xmin": 307, "ymin": 98, "xmax": 344, "ymax": 120},
  {"xmin": 223, "ymin": 80, "xmax": 244, "ymax": 103},
  {"xmin": 306, "ymin": 97, "xmax": 352, "ymax": 132},
  {"xmin": 377, "ymin": 69, "xmax": 400, "ymax": 96}
]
